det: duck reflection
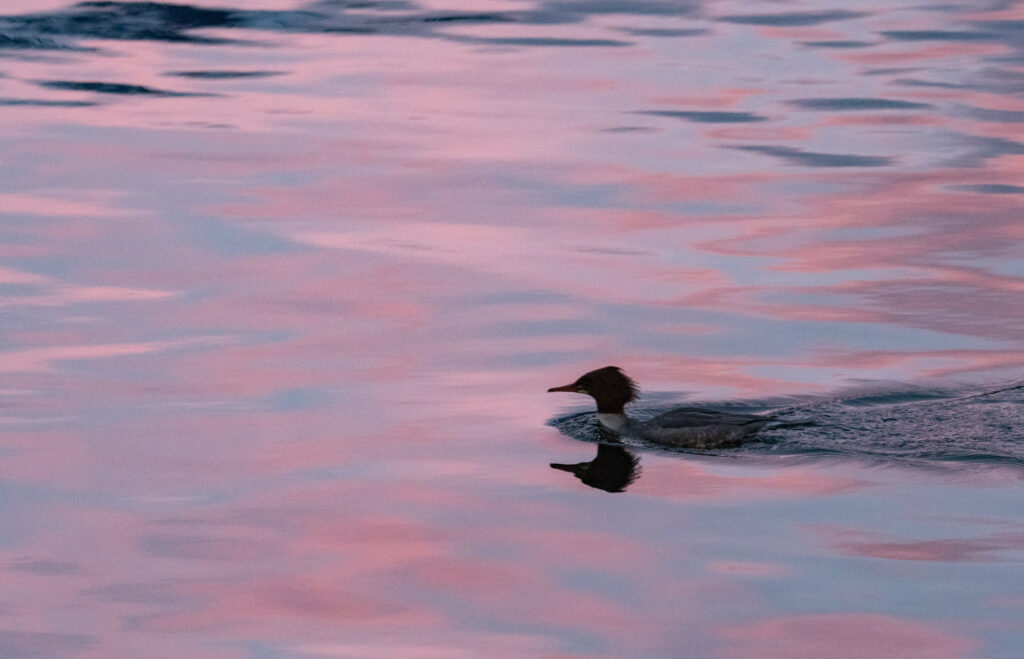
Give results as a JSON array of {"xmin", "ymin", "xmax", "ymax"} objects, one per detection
[{"xmin": 550, "ymin": 443, "xmax": 640, "ymax": 493}]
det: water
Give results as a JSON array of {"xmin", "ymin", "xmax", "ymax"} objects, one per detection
[{"xmin": 1, "ymin": 0, "xmax": 1022, "ymax": 656}]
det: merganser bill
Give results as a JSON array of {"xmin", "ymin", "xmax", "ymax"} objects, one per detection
[{"xmin": 548, "ymin": 366, "xmax": 771, "ymax": 449}]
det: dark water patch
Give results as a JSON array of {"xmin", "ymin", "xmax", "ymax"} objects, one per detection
[
  {"xmin": 0, "ymin": 98, "xmax": 97, "ymax": 106},
  {"xmin": 0, "ymin": 32, "xmax": 92, "ymax": 51},
  {"xmin": 533, "ymin": 1, "xmax": 701, "ymax": 19},
  {"xmin": 308, "ymin": 0, "xmax": 419, "ymax": 9},
  {"xmin": 789, "ymin": 97, "xmax": 932, "ymax": 111},
  {"xmin": 828, "ymin": 389, "xmax": 954, "ymax": 407},
  {"xmin": 864, "ymin": 67, "xmax": 920, "ymax": 76},
  {"xmin": 549, "ymin": 383, "xmax": 1024, "ymax": 472},
  {"xmin": 619, "ymin": 27, "xmax": 708, "ymax": 37},
  {"xmin": 800, "ymin": 40, "xmax": 875, "ymax": 49},
  {"xmin": 880, "ymin": 30, "xmax": 999, "ymax": 42},
  {"xmin": 453, "ymin": 35, "xmax": 631, "ymax": 48},
  {"xmin": 0, "ymin": 2, "xmax": 243, "ymax": 45},
  {"xmin": 735, "ymin": 145, "xmax": 892, "ymax": 168},
  {"xmin": 640, "ymin": 110, "xmax": 768, "ymax": 123},
  {"xmin": 420, "ymin": 13, "xmax": 511, "ymax": 23},
  {"xmin": 167, "ymin": 69, "xmax": 283, "ymax": 79},
  {"xmin": 717, "ymin": 10, "xmax": 867, "ymax": 27},
  {"xmin": 0, "ymin": 0, "xmax": 701, "ymax": 51},
  {"xmin": 972, "ymin": 19, "xmax": 1024, "ymax": 40},
  {"xmin": 602, "ymin": 125, "xmax": 655, "ymax": 133},
  {"xmin": 0, "ymin": 2, "xmax": 380, "ymax": 48},
  {"xmin": 894, "ymin": 78, "xmax": 969, "ymax": 89},
  {"xmin": 950, "ymin": 183, "xmax": 1024, "ymax": 194},
  {"xmin": 956, "ymin": 104, "xmax": 1024, "ymax": 123},
  {"xmin": 311, "ymin": 26, "xmax": 377, "ymax": 34},
  {"xmin": 37, "ymin": 80, "xmax": 203, "ymax": 96},
  {"xmin": 943, "ymin": 132, "xmax": 1024, "ymax": 167},
  {"xmin": 970, "ymin": 66, "xmax": 1024, "ymax": 95}
]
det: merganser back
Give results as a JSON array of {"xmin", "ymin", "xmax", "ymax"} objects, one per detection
[{"xmin": 548, "ymin": 366, "xmax": 771, "ymax": 449}]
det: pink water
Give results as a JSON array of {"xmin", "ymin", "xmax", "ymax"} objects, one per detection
[{"xmin": 1, "ymin": 1, "xmax": 1022, "ymax": 656}]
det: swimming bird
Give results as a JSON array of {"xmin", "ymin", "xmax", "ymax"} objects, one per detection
[{"xmin": 548, "ymin": 366, "xmax": 771, "ymax": 449}]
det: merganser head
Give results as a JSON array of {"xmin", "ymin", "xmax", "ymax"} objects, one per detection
[{"xmin": 547, "ymin": 366, "xmax": 638, "ymax": 414}]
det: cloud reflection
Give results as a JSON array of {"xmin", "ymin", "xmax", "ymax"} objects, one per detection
[
  {"xmin": 816, "ymin": 526, "xmax": 1024, "ymax": 562},
  {"xmin": 722, "ymin": 613, "xmax": 977, "ymax": 658}
]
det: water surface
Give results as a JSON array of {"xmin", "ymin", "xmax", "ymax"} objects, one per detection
[{"xmin": 1, "ymin": 0, "xmax": 1022, "ymax": 656}]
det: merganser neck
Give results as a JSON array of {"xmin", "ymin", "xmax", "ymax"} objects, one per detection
[
  {"xmin": 595, "ymin": 400, "xmax": 626, "ymax": 414},
  {"xmin": 597, "ymin": 413, "xmax": 628, "ymax": 432}
]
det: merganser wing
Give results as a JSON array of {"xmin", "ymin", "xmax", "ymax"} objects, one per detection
[{"xmin": 649, "ymin": 407, "xmax": 768, "ymax": 429}]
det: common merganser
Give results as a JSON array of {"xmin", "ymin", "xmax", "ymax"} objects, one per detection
[{"xmin": 548, "ymin": 366, "xmax": 771, "ymax": 449}]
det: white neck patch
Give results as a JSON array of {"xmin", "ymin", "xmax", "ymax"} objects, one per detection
[{"xmin": 597, "ymin": 413, "xmax": 628, "ymax": 432}]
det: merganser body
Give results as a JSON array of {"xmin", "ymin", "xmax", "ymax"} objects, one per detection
[{"xmin": 548, "ymin": 366, "xmax": 771, "ymax": 449}]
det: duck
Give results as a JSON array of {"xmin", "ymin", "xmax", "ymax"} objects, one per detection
[{"xmin": 548, "ymin": 366, "xmax": 771, "ymax": 449}]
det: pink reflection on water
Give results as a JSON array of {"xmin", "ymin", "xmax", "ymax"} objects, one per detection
[
  {"xmin": 722, "ymin": 613, "xmax": 978, "ymax": 659},
  {"xmin": 706, "ymin": 561, "xmax": 791, "ymax": 577},
  {"xmin": 0, "ymin": 265, "xmax": 176, "ymax": 308},
  {"xmin": 0, "ymin": 456, "xmax": 860, "ymax": 656},
  {"xmin": 629, "ymin": 460, "xmax": 865, "ymax": 500},
  {"xmin": 677, "ymin": 164, "xmax": 1024, "ymax": 351},
  {"xmin": 585, "ymin": 354, "xmax": 828, "ymax": 396},
  {"xmin": 822, "ymin": 114, "xmax": 942, "ymax": 126},
  {"xmin": 137, "ymin": 575, "xmax": 430, "ymax": 633},
  {"xmin": 8, "ymin": 56, "xmax": 1013, "ymax": 393},
  {"xmin": 0, "ymin": 342, "xmax": 173, "ymax": 373},
  {"xmin": 652, "ymin": 88, "xmax": 766, "ymax": 108},
  {"xmin": 403, "ymin": 554, "xmax": 647, "ymax": 647},
  {"xmin": 806, "ymin": 348, "xmax": 1024, "ymax": 378},
  {"xmin": 0, "ymin": 192, "xmax": 135, "ymax": 219},
  {"xmin": 814, "ymin": 526, "xmax": 1024, "ymax": 562},
  {"xmin": 838, "ymin": 43, "xmax": 1008, "ymax": 66}
]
